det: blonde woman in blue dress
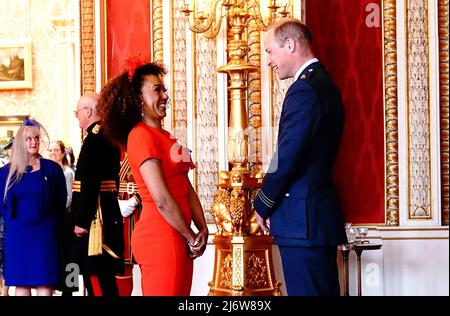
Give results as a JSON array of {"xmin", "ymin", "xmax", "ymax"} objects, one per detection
[{"xmin": 0, "ymin": 119, "xmax": 67, "ymax": 296}]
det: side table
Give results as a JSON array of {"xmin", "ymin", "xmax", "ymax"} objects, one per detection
[{"xmin": 338, "ymin": 242, "xmax": 382, "ymax": 296}]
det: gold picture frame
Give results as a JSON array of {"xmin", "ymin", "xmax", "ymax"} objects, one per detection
[{"xmin": 0, "ymin": 41, "xmax": 33, "ymax": 90}]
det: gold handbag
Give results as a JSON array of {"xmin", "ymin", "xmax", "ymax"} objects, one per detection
[{"xmin": 88, "ymin": 196, "xmax": 103, "ymax": 256}]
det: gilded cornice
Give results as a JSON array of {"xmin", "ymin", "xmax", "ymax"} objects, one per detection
[
  {"xmin": 383, "ymin": 0, "xmax": 399, "ymax": 225},
  {"xmin": 439, "ymin": 0, "xmax": 449, "ymax": 225}
]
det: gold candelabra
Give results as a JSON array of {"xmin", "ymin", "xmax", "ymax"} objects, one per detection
[{"xmin": 182, "ymin": 0, "xmax": 290, "ymax": 296}]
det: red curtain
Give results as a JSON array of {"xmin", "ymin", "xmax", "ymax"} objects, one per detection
[
  {"xmin": 106, "ymin": 0, "xmax": 151, "ymax": 79},
  {"xmin": 305, "ymin": 0, "xmax": 385, "ymax": 224}
]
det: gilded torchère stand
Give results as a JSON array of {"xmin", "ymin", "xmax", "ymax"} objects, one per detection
[
  {"xmin": 181, "ymin": 0, "xmax": 289, "ymax": 296},
  {"xmin": 208, "ymin": 169, "xmax": 282, "ymax": 296}
]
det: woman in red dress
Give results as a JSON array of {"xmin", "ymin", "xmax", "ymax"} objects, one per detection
[{"xmin": 98, "ymin": 62, "xmax": 208, "ymax": 295}]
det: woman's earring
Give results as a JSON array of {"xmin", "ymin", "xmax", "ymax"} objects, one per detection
[{"xmin": 141, "ymin": 101, "xmax": 144, "ymax": 117}]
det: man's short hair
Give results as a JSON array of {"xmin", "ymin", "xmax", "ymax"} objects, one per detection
[
  {"xmin": 78, "ymin": 92, "xmax": 100, "ymax": 110},
  {"xmin": 271, "ymin": 18, "xmax": 313, "ymax": 49}
]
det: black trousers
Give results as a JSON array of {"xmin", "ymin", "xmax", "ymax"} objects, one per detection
[{"xmin": 75, "ymin": 234, "xmax": 119, "ymax": 296}]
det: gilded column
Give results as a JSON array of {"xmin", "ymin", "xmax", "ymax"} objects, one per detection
[
  {"xmin": 439, "ymin": 0, "xmax": 449, "ymax": 225},
  {"xmin": 383, "ymin": 0, "xmax": 399, "ymax": 225}
]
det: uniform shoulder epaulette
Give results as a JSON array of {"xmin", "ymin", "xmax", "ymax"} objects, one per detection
[
  {"xmin": 301, "ymin": 67, "xmax": 318, "ymax": 80},
  {"xmin": 92, "ymin": 123, "xmax": 101, "ymax": 134}
]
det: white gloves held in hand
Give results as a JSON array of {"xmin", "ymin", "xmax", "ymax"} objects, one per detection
[{"xmin": 118, "ymin": 196, "xmax": 138, "ymax": 217}]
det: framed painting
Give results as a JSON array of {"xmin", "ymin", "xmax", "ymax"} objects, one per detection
[{"xmin": 0, "ymin": 41, "xmax": 32, "ymax": 90}]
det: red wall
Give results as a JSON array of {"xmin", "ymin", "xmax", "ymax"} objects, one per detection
[
  {"xmin": 106, "ymin": 0, "xmax": 151, "ymax": 80},
  {"xmin": 305, "ymin": 0, "xmax": 385, "ymax": 224}
]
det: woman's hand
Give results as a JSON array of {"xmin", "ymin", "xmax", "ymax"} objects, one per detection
[{"xmin": 187, "ymin": 229, "xmax": 208, "ymax": 259}]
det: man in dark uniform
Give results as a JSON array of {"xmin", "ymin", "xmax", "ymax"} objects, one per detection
[
  {"xmin": 116, "ymin": 153, "xmax": 141, "ymax": 296},
  {"xmin": 253, "ymin": 19, "xmax": 347, "ymax": 296},
  {"xmin": 72, "ymin": 92, "xmax": 124, "ymax": 296}
]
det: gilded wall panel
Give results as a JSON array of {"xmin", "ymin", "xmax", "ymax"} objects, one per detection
[
  {"xmin": 172, "ymin": 0, "xmax": 188, "ymax": 146},
  {"xmin": 407, "ymin": 0, "xmax": 432, "ymax": 219},
  {"xmin": 195, "ymin": 35, "xmax": 218, "ymax": 222}
]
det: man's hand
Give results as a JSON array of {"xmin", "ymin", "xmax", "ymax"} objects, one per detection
[
  {"xmin": 118, "ymin": 196, "xmax": 139, "ymax": 217},
  {"xmin": 256, "ymin": 212, "xmax": 270, "ymax": 233},
  {"xmin": 74, "ymin": 225, "xmax": 88, "ymax": 237}
]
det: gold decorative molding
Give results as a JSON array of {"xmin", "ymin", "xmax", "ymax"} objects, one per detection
[
  {"xmin": 383, "ymin": 0, "xmax": 399, "ymax": 226},
  {"xmin": 79, "ymin": 0, "xmax": 96, "ymax": 95},
  {"xmin": 232, "ymin": 245, "xmax": 244, "ymax": 293},
  {"xmin": 219, "ymin": 253, "xmax": 233, "ymax": 288},
  {"xmin": 245, "ymin": 253, "xmax": 268, "ymax": 289},
  {"xmin": 439, "ymin": 0, "xmax": 449, "ymax": 226},
  {"xmin": 406, "ymin": 0, "xmax": 432, "ymax": 220},
  {"xmin": 248, "ymin": 19, "xmax": 262, "ymax": 172},
  {"xmin": 209, "ymin": 235, "xmax": 281, "ymax": 296},
  {"xmin": 151, "ymin": 0, "xmax": 164, "ymax": 63}
]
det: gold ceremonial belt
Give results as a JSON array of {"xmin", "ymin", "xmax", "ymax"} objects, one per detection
[
  {"xmin": 118, "ymin": 182, "xmax": 139, "ymax": 194},
  {"xmin": 72, "ymin": 180, "xmax": 117, "ymax": 192}
]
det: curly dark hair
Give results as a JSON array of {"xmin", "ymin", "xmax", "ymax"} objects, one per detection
[{"xmin": 97, "ymin": 62, "xmax": 167, "ymax": 148}]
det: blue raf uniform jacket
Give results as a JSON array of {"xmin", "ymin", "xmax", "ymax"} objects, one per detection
[{"xmin": 253, "ymin": 62, "xmax": 347, "ymax": 247}]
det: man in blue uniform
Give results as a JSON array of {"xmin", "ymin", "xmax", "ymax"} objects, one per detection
[
  {"xmin": 72, "ymin": 93, "xmax": 124, "ymax": 296},
  {"xmin": 253, "ymin": 18, "xmax": 347, "ymax": 296}
]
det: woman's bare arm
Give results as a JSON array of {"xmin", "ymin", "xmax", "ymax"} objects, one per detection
[{"xmin": 139, "ymin": 159, "xmax": 196, "ymax": 244}]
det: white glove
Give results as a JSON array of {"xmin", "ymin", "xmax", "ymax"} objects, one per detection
[{"xmin": 118, "ymin": 196, "xmax": 138, "ymax": 217}]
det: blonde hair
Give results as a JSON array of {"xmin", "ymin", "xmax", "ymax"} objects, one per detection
[{"xmin": 3, "ymin": 125, "xmax": 40, "ymax": 202}]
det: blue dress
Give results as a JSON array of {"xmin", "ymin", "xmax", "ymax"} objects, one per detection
[
  {"xmin": 0, "ymin": 159, "xmax": 67, "ymax": 287},
  {"xmin": 0, "ymin": 216, "xmax": 4, "ymax": 277}
]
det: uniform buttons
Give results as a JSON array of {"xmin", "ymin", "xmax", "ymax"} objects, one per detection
[{"xmin": 285, "ymin": 193, "xmax": 290, "ymax": 197}]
